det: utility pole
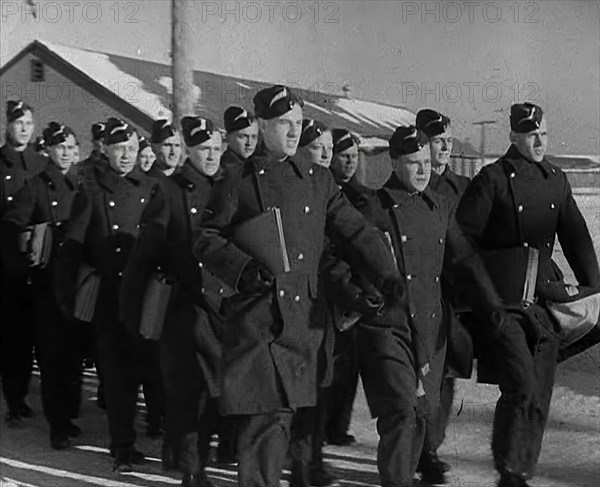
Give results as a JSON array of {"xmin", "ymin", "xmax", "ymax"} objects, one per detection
[
  {"xmin": 473, "ymin": 120, "xmax": 497, "ymax": 160},
  {"xmin": 172, "ymin": 0, "xmax": 196, "ymax": 129}
]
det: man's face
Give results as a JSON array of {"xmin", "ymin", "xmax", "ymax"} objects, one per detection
[
  {"xmin": 188, "ymin": 132, "xmax": 223, "ymax": 176},
  {"xmin": 391, "ymin": 145, "xmax": 432, "ymax": 193},
  {"xmin": 299, "ymin": 131, "xmax": 333, "ymax": 168},
  {"xmin": 331, "ymin": 144, "xmax": 359, "ymax": 182},
  {"xmin": 105, "ymin": 133, "xmax": 139, "ymax": 175},
  {"xmin": 259, "ymin": 104, "xmax": 303, "ymax": 159},
  {"xmin": 138, "ymin": 147, "xmax": 156, "ymax": 172},
  {"xmin": 429, "ymin": 126, "xmax": 453, "ymax": 167},
  {"xmin": 47, "ymin": 135, "xmax": 77, "ymax": 174},
  {"xmin": 7, "ymin": 110, "xmax": 34, "ymax": 147},
  {"xmin": 155, "ymin": 133, "xmax": 183, "ymax": 169},
  {"xmin": 510, "ymin": 116, "xmax": 548, "ymax": 163},
  {"xmin": 227, "ymin": 122, "xmax": 259, "ymax": 159}
]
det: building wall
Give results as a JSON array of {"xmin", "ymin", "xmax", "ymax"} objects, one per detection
[{"xmin": 1, "ymin": 52, "xmax": 146, "ymax": 158}]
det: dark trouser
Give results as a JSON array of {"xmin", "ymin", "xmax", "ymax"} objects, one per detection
[
  {"xmin": 32, "ymin": 275, "xmax": 84, "ymax": 436},
  {"xmin": 95, "ymin": 280, "xmax": 142, "ymax": 453},
  {"xmin": 237, "ymin": 410, "xmax": 294, "ymax": 487},
  {"xmin": 217, "ymin": 415, "xmax": 240, "ymax": 460},
  {"xmin": 140, "ymin": 339, "xmax": 164, "ymax": 429},
  {"xmin": 488, "ymin": 308, "xmax": 560, "ymax": 480},
  {"xmin": 326, "ymin": 326, "xmax": 358, "ymax": 439},
  {"xmin": 1, "ymin": 271, "xmax": 34, "ymax": 413},
  {"xmin": 289, "ymin": 387, "xmax": 331, "ymax": 485},
  {"xmin": 422, "ymin": 376, "xmax": 455, "ymax": 453},
  {"xmin": 358, "ymin": 325, "xmax": 428, "ymax": 487}
]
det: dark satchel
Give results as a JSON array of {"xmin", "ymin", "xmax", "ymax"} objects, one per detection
[
  {"xmin": 139, "ymin": 272, "xmax": 174, "ymax": 340},
  {"xmin": 74, "ymin": 264, "xmax": 101, "ymax": 322}
]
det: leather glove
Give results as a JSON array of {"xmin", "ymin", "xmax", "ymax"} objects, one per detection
[
  {"xmin": 377, "ymin": 273, "xmax": 407, "ymax": 306},
  {"xmin": 349, "ymin": 290, "xmax": 385, "ymax": 316},
  {"xmin": 237, "ymin": 260, "xmax": 275, "ymax": 295}
]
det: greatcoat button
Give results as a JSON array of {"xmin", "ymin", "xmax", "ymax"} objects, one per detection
[
  {"xmin": 303, "ymin": 206, "xmax": 310, "ymax": 214},
  {"xmin": 510, "ymin": 172, "xmax": 516, "ymax": 178},
  {"xmin": 140, "ymin": 198, "xmax": 145, "ymax": 203},
  {"xmin": 51, "ymin": 201, "xmax": 58, "ymax": 206},
  {"xmin": 116, "ymin": 247, "xmax": 121, "ymax": 253},
  {"xmin": 279, "ymin": 290, "xmax": 285, "ymax": 297},
  {"xmin": 109, "ymin": 201, "xmax": 115, "ymax": 207},
  {"xmin": 258, "ymin": 169, "xmax": 265, "ymax": 175},
  {"xmin": 7, "ymin": 196, "xmax": 12, "ymax": 202},
  {"xmin": 401, "ymin": 235, "xmax": 407, "ymax": 243},
  {"xmin": 518, "ymin": 205, "xmax": 524, "ymax": 212},
  {"xmin": 434, "ymin": 276, "xmax": 440, "ymax": 282},
  {"xmin": 5, "ymin": 175, "xmax": 11, "ymax": 180},
  {"xmin": 198, "ymin": 262, "xmax": 203, "ymax": 268},
  {"xmin": 298, "ymin": 253, "xmax": 304, "ymax": 260},
  {"xmin": 191, "ymin": 207, "xmax": 197, "ymax": 214},
  {"xmin": 407, "ymin": 274, "xmax": 413, "ymax": 280},
  {"xmin": 550, "ymin": 203, "xmax": 555, "ymax": 209},
  {"xmin": 294, "ymin": 295, "xmax": 300, "ymax": 302},
  {"xmin": 523, "ymin": 242, "xmax": 529, "ymax": 248},
  {"xmin": 112, "ymin": 224, "xmax": 119, "ymax": 230}
]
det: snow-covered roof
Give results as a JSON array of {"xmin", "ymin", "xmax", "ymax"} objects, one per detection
[{"xmin": 5, "ymin": 40, "xmax": 414, "ymax": 139}]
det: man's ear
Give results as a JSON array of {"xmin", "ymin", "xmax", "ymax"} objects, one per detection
[
  {"xmin": 509, "ymin": 131, "xmax": 517, "ymax": 145},
  {"xmin": 257, "ymin": 118, "xmax": 268, "ymax": 135}
]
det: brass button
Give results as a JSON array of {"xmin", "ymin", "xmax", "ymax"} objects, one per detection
[
  {"xmin": 407, "ymin": 274, "xmax": 413, "ymax": 280},
  {"xmin": 258, "ymin": 169, "xmax": 265, "ymax": 175},
  {"xmin": 518, "ymin": 205, "xmax": 524, "ymax": 212},
  {"xmin": 309, "ymin": 168, "xmax": 314, "ymax": 175},
  {"xmin": 115, "ymin": 247, "xmax": 121, "ymax": 253},
  {"xmin": 219, "ymin": 288, "xmax": 224, "ymax": 295},
  {"xmin": 550, "ymin": 203, "xmax": 555, "ymax": 209},
  {"xmin": 198, "ymin": 262, "xmax": 203, "ymax": 268},
  {"xmin": 303, "ymin": 206, "xmax": 310, "ymax": 214},
  {"xmin": 298, "ymin": 253, "xmax": 304, "ymax": 260},
  {"xmin": 410, "ymin": 313, "xmax": 416, "ymax": 318},
  {"xmin": 294, "ymin": 295, "xmax": 300, "ymax": 302},
  {"xmin": 118, "ymin": 271, "xmax": 123, "ymax": 277},
  {"xmin": 112, "ymin": 224, "xmax": 119, "ymax": 230},
  {"xmin": 510, "ymin": 172, "xmax": 516, "ymax": 178},
  {"xmin": 439, "ymin": 238, "xmax": 444, "ymax": 244},
  {"xmin": 191, "ymin": 207, "xmax": 198, "ymax": 214},
  {"xmin": 7, "ymin": 196, "xmax": 12, "ymax": 202},
  {"xmin": 5, "ymin": 175, "xmax": 11, "ymax": 180},
  {"xmin": 140, "ymin": 198, "xmax": 145, "ymax": 203},
  {"xmin": 434, "ymin": 276, "xmax": 440, "ymax": 282},
  {"xmin": 432, "ymin": 312, "xmax": 437, "ymax": 318},
  {"xmin": 279, "ymin": 290, "xmax": 285, "ymax": 297},
  {"xmin": 393, "ymin": 204, "xmax": 399, "ymax": 209},
  {"xmin": 109, "ymin": 201, "xmax": 115, "ymax": 207},
  {"xmin": 401, "ymin": 235, "xmax": 407, "ymax": 243},
  {"xmin": 51, "ymin": 201, "xmax": 58, "ymax": 207},
  {"xmin": 523, "ymin": 242, "xmax": 529, "ymax": 248}
]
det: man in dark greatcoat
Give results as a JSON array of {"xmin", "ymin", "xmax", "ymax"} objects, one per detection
[
  {"xmin": 193, "ymin": 85, "xmax": 403, "ymax": 487},
  {"xmin": 220, "ymin": 106, "xmax": 259, "ymax": 171},
  {"xmin": 324, "ymin": 125, "xmax": 518, "ymax": 487},
  {"xmin": 61, "ymin": 118, "xmax": 168, "ymax": 471},
  {"xmin": 0, "ymin": 100, "xmax": 47, "ymax": 427},
  {"xmin": 456, "ymin": 103, "xmax": 600, "ymax": 487}
]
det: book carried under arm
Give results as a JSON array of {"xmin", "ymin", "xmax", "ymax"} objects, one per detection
[
  {"xmin": 25, "ymin": 222, "xmax": 53, "ymax": 268},
  {"xmin": 139, "ymin": 272, "xmax": 174, "ymax": 341},
  {"xmin": 74, "ymin": 264, "xmax": 101, "ymax": 322},
  {"xmin": 230, "ymin": 207, "xmax": 291, "ymax": 276}
]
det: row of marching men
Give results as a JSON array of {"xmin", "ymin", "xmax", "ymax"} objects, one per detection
[{"xmin": 2, "ymin": 85, "xmax": 600, "ymax": 487}]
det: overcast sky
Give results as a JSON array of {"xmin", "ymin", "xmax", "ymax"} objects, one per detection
[{"xmin": 1, "ymin": 0, "xmax": 598, "ymax": 155}]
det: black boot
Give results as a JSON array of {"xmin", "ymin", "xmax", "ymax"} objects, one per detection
[
  {"xmin": 417, "ymin": 450, "xmax": 448, "ymax": 484},
  {"xmin": 497, "ymin": 470, "xmax": 531, "ymax": 487}
]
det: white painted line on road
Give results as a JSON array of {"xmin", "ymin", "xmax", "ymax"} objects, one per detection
[
  {"xmin": 0, "ymin": 457, "xmax": 146, "ymax": 487},
  {"xmin": 2, "ymin": 476, "xmax": 42, "ymax": 487}
]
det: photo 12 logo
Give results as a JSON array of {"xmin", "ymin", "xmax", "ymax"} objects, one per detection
[
  {"xmin": 1, "ymin": 1, "xmax": 140, "ymax": 23},
  {"xmin": 400, "ymin": 1, "xmax": 540, "ymax": 24},
  {"xmin": 200, "ymin": 1, "xmax": 340, "ymax": 24}
]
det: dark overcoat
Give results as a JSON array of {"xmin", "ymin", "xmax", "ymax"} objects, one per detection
[{"xmin": 193, "ymin": 150, "xmax": 399, "ymax": 415}]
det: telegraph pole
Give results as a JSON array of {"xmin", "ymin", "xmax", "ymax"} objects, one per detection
[
  {"xmin": 172, "ymin": 0, "xmax": 196, "ymax": 128},
  {"xmin": 473, "ymin": 120, "xmax": 497, "ymax": 160}
]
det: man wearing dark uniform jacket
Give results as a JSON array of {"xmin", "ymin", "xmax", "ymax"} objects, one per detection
[
  {"xmin": 149, "ymin": 119, "xmax": 183, "ymax": 178},
  {"xmin": 60, "ymin": 118, "xmax": 168, "ymax": 471},
  {"xmin": 456, "ymin": 103, "xmax": 600, "ymax": 487},
  {"xmin": 2, "ymin": 122, "xmax": 83, "ymax": 449},
  {"xmin": 137, "ymin": 136, "xmax": 157, "ymax": 174},
  {"xmin": 76, "ymin": 122, "xmax": 108, "ymax": 184},
  {"xmin": 0, "ymin": 100, "xmax": 47, "ymax": 427},
  {"xmin": 323, "ymin": 126, "xmax": 518, "ymax": 487},
  {"xmin": 323, "ymin": 128, "xmax": 365, "ymax": 448},
  {"xmin": 414, "ymin": 108, "xmax": 470, "ymax": 482},
  {"xmin": 193, "ymin": 85, "xmax": 403, "ymax": 487},
  {"xmin": 220, "ymin": 106, "xmax": 259, "ymax": 171},
  {"xmin": 122, "ymin": 116, "xmax": 228, "ymax": 487}
]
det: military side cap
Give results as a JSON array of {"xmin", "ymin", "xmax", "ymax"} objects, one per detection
[
  {"xmin": 181, "ymin": 116, "xmax": 214, "ymax": 147},
  {"xmin": 91, "ymin": 122, "xmax": 106, "ymax": 141},
  {"xmin": 332, "ymin": 128, "xmax": 359, "ymax": 155},
  {"xmin": 224, "ymin": 106, "xmax": 254, "ymax": 133},
  {"xmin": 104, "ymin": 118, "xmax": 136, "ymax": 145},
  {"xmin": 6, "ymin": 100, "xmax": 32, "ymax": 123},
  {"xmin": 138, "ymin": 135, "xmax": 150, "ymax": 152},
  {"xmin": 253, "ymin": 85, "xmax": 303, "ymax": 120},
  {"xmin": 43, "ymin": 122, "xmax": 75, "ymax": 146},
  {"xmin": 33, "ymin": 136, "xmax": 46, "ymax": 152},
  {"xmin": 299, "ymin": 119, "xmax": 328, "ymax": 148},
  {"xmin": 510, "ymin": 103, "xmax": 543, "ymax": 133},
  {"xmin": 389, "ymin": 126, "xmax": 429, "ymax": 158},
  {"xmin": 150, "ymin": 119, "xmax": 177, "ymax": 144},
  {"xmin": 416, "ymin": 109, "xmax": 451, "ymax": 137}
]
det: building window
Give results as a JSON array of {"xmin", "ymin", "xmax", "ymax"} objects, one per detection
[{"xmin": 31, "ymin": 59, "xmax": 45, "ymax": 82}]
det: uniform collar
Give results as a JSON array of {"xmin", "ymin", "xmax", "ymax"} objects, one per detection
[
  {"xmin": 97, "ymin": 164, "xmax": 143, "ymax": 192},
  {"xmin": 249, "ymin": 147, "xmax": 310, "ymax": 179},
  {"xmin": 379, "ymin": 174, "xmax": 439, "ymax": 210},
  {"xmin": 222, "ymin": 147, "xmax": 246, "ymax": 165},
  {"xmin": 41, "ymin": 161, "xmax": 76, "ymax": 190},
  {"xmin": 178, "ymin": 160, "xmax": 224, "ymax": 190},
  {"xmin": 503, "ymin": 144, "xmax": 557, "ymax": 178},
  {"xmin": 1, "ymin": 144, "xmax": 40, "ymax": 170},
  {"xmin": 340, "ymin": 174, "xmax": 371, "ymax": 201},
  {"xmin": 430, "ymin": 168, "xmax": 461, "ymax": 195}
]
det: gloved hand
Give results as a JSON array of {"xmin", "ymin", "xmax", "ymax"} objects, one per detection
[
  {"xmin": 237, "ymin": 260, "xmax": 275, "ymax": 295},
  {"xmin": 377, "ymin": 273, "xmax": 407, "ymax": 306},
  {"xmin": 349, "ymin": 290, "xmax": 385, "ymax": 316}
]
